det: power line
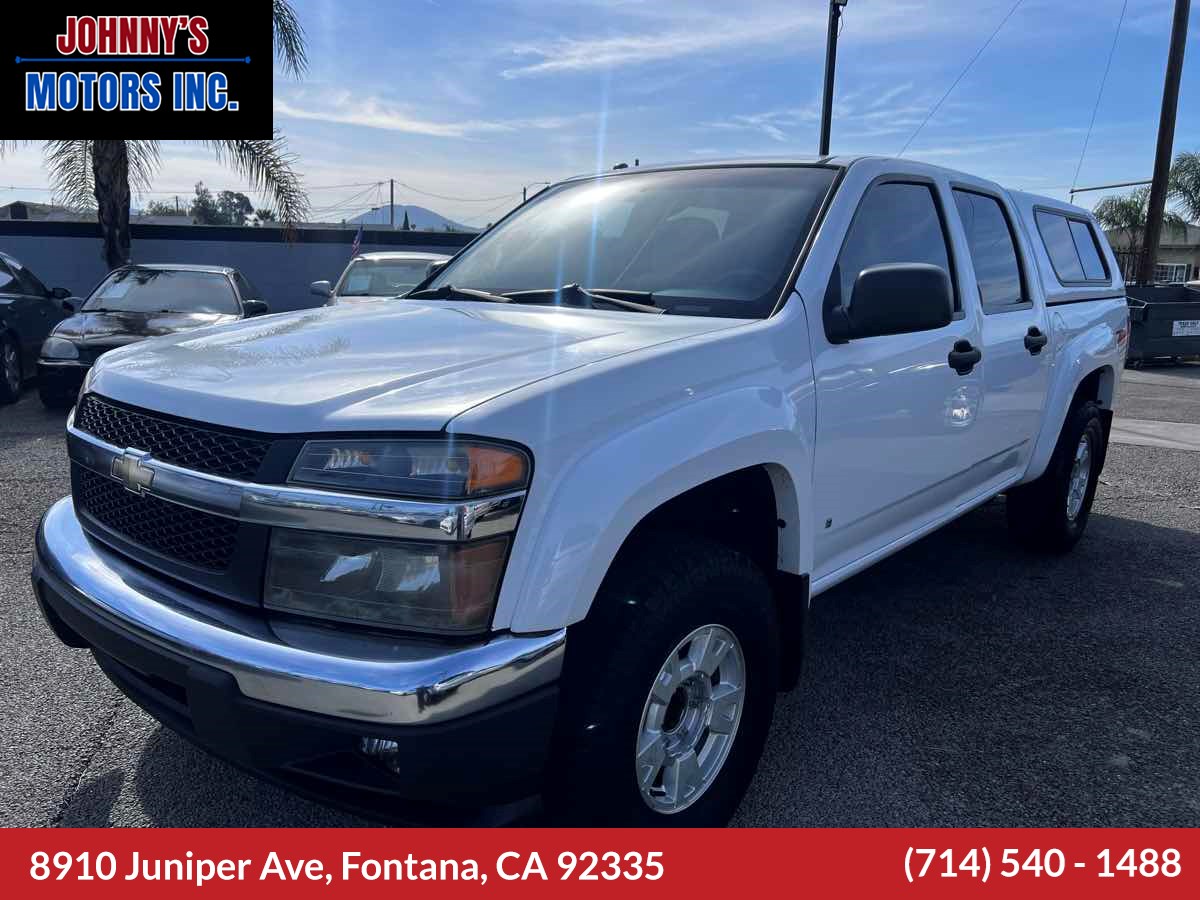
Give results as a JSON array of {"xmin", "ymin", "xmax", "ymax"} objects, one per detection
[
  {"xmin": 461, "ymin": 196, "xmax": 521, "ymax": 225},
  {"xmin": 898, "ymin": 0, "xmax": 1025, "ymax": 156},
  {"xmin": 1070, "ymin": 0, "xmax": 1129, "ymax": 194},
  {"xmin": 394, "ymin": 182, "xmax": 521, "ymax": 204}
]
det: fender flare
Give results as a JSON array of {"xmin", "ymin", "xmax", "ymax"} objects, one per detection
[
  {"xmin": 495, "ymin": 385, "xmax": 812, "ymax": 633},
  {"xmin": 1023, "ymin": 312, "xmax": 1118, "ymax": 483}
]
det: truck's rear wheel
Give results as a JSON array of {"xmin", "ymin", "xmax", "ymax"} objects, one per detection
[
  {"xmin": 1007, "ymin": 400, "xmax": 1106, "ymax": 552},
  {"xmin": 547, "ymin": 534, "xmax": 778, "ymax": 826}
]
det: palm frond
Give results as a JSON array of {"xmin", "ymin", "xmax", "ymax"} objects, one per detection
[
  {"xmin": 199, "ymin": 132, "xmax": 309, "ymax": 228},
  {"xmin": 1169, "ymin": 151, "xmax": 1200, "ymax": 223},
  {"xmin": 44, "ymin": 140, "xmax": 95, "ymax": 210},
  {"xmin": 272, "ymin": 0, "xmax": 308, "ymax": 78},
  {"xmin": 125, "ymin": 140, "xmax": 162, "ymax": 197}
]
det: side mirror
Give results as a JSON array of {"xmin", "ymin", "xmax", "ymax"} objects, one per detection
[
  {"xmin": 310, "ymin": 280, "xmax": 333, "ymax": 297},
  {"xmin": 242, "ymin": 299, "xmax": 270, "ymax": 317},
  {"xmin": 50, "ymin": 286, "xmax": 72, "ymax": 300},
  {"xmin": 828, "ymin": 263, "xmax": 953, "ymax": 342},
  {"xmin": 426, "ymin": 260, "xmax": 449, "ymax": 278}
]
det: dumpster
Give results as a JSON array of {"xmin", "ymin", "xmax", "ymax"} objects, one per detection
[{"xmin": 1124, "ymin": 285, "xmax": 1200, "ymax": 366}]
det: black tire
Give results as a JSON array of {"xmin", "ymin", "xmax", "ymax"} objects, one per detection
[
  {"xmin": 38, "ymin": 384, "xmax": 74, "ymax": 410},
  {"xmin": 546, "ymin": 533, "xmax": 779, "ymax": 826},
  {"xmin": 1007, "ymin": 400, "xmax": 1106, "ymax": 553},
  {"xmin": 0, "ymin": 334, "xmax": 21, "ymax": 405}
]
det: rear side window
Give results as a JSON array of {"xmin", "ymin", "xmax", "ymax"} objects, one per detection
[
  {"xmin": 833, "ymin": 182, "xmax": 956, "ymax": 310},
  {"xmin": 1069, "ymin": 219, "xmax": 1108, "ymax": 280},
  {"xmin": 1036, "ymin": 210, "xmax": 1108, "ymax": 284},
  {"xmin": 953, "ymin": 190, "xmax": 1024, "ymax": 308}
]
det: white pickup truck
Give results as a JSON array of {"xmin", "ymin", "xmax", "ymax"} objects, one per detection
[{"xmin": 33, "ymin": 157, "xmax": 1128, "ymax": 826}]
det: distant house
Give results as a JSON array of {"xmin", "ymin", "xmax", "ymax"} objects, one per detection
[
  {"xmin": 0, "ymin": 200, "xmax": 94, "ymax": 222},
  {"xmin": 1105, "ymin": 224, "xmax": 1200, "ymax": 284}
]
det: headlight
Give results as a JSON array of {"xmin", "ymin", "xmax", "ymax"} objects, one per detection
[
  {"xmin": 289, "ymin": 439, "xmax": 529, "ymax": 498},
  {"xmin": 265, "ymin": 530, "xmax": 508, "ymax": 633},
  {"xmin": 41, "ymin": 337, "xmax": 79, "ymax": 360}
]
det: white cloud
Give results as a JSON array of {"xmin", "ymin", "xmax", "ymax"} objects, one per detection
[
  {"xmin": 701, "ymin": 85, "xmax": 954, "ymax": 146},
  {"xmin": 498, "ymin": 1, "xmax": 959, "ymax": 79},
  {"xmin": 501, "ymin": 15, "xmax": 819, "ymax": 79},
  {"xmin": 273, "ymin": 90, "xmax": 600, "ymax": 138}
]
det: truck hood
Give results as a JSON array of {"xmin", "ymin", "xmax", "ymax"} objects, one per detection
[{"xmin": 88, "ymin": 300, "xmax": 745, "ymax": 433}]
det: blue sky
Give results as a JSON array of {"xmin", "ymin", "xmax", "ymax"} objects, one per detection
[{"xmin": 3, "ymin": 0, "xmax": 1199, "ymax": 225}]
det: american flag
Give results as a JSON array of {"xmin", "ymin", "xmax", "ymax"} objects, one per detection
[{"xmin": 350, "ymin": 223, "xmax": 364, "ymax": 258}]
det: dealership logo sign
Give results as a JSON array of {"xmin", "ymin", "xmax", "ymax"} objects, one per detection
[{"xmin": 2, "ymin": 4, "xmax": 272, "ymax": 139}]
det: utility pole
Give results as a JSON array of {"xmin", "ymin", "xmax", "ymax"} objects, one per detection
[
  {"xmin": 389, "ymin": 179, "xmax": 395, "ymax": 229},
  {"xmin": 1138, "ymin": 0, "xmax": 1190, "ymax": 285},
  {"xmin": 818, "ymin": 1, "xmax": 848, "ymax": 156},
  {"xmin": 174, "ymin": 195, "xmax": 180, "ymax": 214}
]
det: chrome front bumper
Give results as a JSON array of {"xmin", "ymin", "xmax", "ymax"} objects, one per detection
[{"xmin": 32, "ymin": 496, "xmax": 565, "ymax": 726}]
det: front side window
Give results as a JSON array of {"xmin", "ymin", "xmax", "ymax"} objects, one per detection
[
  {"xmin": 428, "ymin": 166, "xmax": 838, "ymax": 319},
  {"xmin": 233, "ymin": 272, "xmax": 262, "ymax": 302},
  {"xmin": 1, "ymin": 254, "xmax": 49, "ymax": 297},
  {"xmin": 0, "ymin": 259, "xmax": 16, "ymax": 293},
  {"xmin": 953, "ymin": 190, "xmax": 1024, "ymax": 308},
  {"xmin": 339, "ymin": 258, "xmax": 436, "ymax": 297},
  {"xmin": 82, "ymin": 268, "xmax": 239, "ymax": 315},
  {"xmin": 831, "ymin": 181, "xmax": 955, "ymax": 310}
]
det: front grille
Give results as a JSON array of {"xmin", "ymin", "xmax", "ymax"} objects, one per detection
[
  {"xmin": 75, "ymin": 466, "xmax": 239, "ymax": 571},
  {"xmin": 75, "ymin": 394, "xmax": 271, "ymax": 481}
]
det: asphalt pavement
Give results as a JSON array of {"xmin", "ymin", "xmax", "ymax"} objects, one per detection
[{"xmin": 2, "ymin": 364, "xmax": 1198, "ymax": 827}]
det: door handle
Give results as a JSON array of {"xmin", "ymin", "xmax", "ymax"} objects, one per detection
[
  {"xmin": 1024, "ymin": 326, "xmax": 1048, "ymax": 355},
  {"xmin": 948, "ymin": 339, "xmax": 982, "ymax": 376}
]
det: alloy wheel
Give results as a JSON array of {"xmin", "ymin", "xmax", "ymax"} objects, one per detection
[
  {"xmin": 1066, "ymin": 433, "xmax": 1091, "ymax": 521},
  {"xmin": 635, "ymin": 624, "xmax": 746, "ymax": 814}
]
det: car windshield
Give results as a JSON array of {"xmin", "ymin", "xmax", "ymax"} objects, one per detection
[
  {"xmin": 427, "ymin": 166, "xmax": 837, "ymax": 318},
  {"xmin": 338, "ymin": 259, "xmax": 438, "ymax": 296},
  {"xmin": 82, "ymin": 268, "xmax": 239, "ymax": 314}
]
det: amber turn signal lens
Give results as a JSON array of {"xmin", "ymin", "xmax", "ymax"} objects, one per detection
[{"xmin": 465, "ymin": 446, "xmax": 528, "ymax": 495}]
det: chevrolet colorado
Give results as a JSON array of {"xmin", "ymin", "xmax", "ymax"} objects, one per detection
[{"xmin": 32, "ymin": 157, "xmax": 1128, "ymax": 826}]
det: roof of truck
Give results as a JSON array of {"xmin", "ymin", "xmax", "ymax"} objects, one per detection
[{"xmin": 567, "ymin": 156, "xmax": 1092, "ymax": 218}]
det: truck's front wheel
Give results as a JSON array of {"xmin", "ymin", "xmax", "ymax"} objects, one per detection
[{"xmin": 547, "ymin": 535, "xmax": 779, "ymax": 826}]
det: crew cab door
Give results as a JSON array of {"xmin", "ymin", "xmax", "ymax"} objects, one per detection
[
  {"xmin": 948, "ymin": 186, "xmax": 1050, "ymax": 480},
  {"xmin": 807, "ymin": 174, "xmax": 991, "ymax": 583}
]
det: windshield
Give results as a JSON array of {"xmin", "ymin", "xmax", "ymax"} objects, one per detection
[
  {"xmin": 427, "ymin": 166, "xmax": 837, "ymax": 318},
  {"xmin": 83, "ymin": 268, "xmax": 239, "ymax": 314},
  {"xmin": 338, "ymin": 258, "xmax": 438, "ymax": 296}
]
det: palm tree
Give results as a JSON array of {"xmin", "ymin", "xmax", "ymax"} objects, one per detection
[
  {"xmin": 1092, "ymin": 187, "xmax": 1187, "ymax": 281},
  {"xmin": 1, "ymin": 1, "xmax": 310, "ymax": 270},
  {"xmin": 1169, "ymin": 151, "xmax": 1200, "ymax": 224}
]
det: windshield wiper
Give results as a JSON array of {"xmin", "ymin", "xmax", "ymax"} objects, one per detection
[
  {"xmin": 408, "ymin": 284, "xmax": 511, "ymax": 304},
  {"xmin": 503, "ymin": 284, "xmax": 663, "ymax": 314}
]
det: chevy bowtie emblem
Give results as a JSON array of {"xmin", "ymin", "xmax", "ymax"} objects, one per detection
[{"xmin": 112, "ymin": 449, "xmax": 155, "ymax": 495}]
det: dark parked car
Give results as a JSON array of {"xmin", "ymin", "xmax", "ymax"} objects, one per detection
[
  {"xmin": 38, "ymin": 264, "xmax": 271, "ymax": 409},
  {"xmin": 0, "ymin": 251, "xmax": 76, "ymax": 405}
]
